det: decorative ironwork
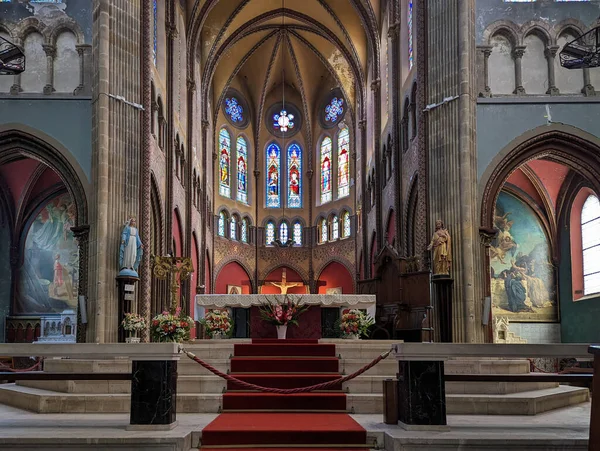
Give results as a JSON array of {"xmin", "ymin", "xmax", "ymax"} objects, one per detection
[
  {"xmin": 560, "ymin": 26, "xmax": 600, "ymax": 69},
  {"xmin": 0, "ymin": 36, "xmax": 25, "ymax": 75}
]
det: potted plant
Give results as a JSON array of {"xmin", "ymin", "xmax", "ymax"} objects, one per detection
[
  {"xmin": 204, "ymin": 308, "xmax": 233, "ymax": 339},
  {"xmin": 258, "ymin": 295, "xmax": 308, "ymax": 339},
  {"xmin": 121, "ymin": 313, "xmax": 147, "ymax": 343},
  {"xmin": 150, "ymin": 307, "xmax": 193, "ymax": 343},
  {"xmin": 340, "ymin": 309, "xmax": 374, "ymax": 339}
]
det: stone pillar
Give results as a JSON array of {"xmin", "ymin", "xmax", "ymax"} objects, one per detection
[
  {"xmin": 10, "ymin": 38, "xmax": 22, "ymax": 95},
  {"xmin": 371, "ymin": 79, "xmax": 383, "ymax": 252},
  {"xmin": 200, "ymin": 119, "xmax": 210, "ymax": 293},
  {"xmin": 71, "ymin": 225, "xmax": 90, "ymax": 343},
  {"xmin": 74, "ymin": 45, "xmax": 86, "ymax": 95},
  {"xmin": 91, "ymin": 0, "xmax": 143, "ymax": 342},
  {"xmin": 359, "ymin": 119, "xmax": 369, "ymax": 278},
  {"xmin": 582, "ymin": 68, "xmax": 595, "ymax": 96},
  {"xmin": 512, "ymin": 46, "xmax": 526, "ymax": 95},
  {"xmin": 480, "ymin": 46, "xmax": 492, "ymax": 97},
  {"xmin": 42, "ymin": 44, "xmax": 55, "ymax": 95},
  {"xmin": 545, "ymin": 45, "xmax": 560, "ymax": 96}
]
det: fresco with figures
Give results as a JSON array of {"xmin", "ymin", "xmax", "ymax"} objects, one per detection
[
  {"xmin": 490, "ymin": 191, "xmax": 558, "ymax": 322},
  {"xmin": 15, "ymin": 193, "xmax": 79, "ymax": 315}
]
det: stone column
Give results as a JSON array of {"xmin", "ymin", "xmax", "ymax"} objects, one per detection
[
  {"xmin": 42, "ymin": 44, "xmax": 55, "ymax": 95},
  {"xmin": 359, "ymin": 119, "xmax": 369, "ymax": 278},
  {"xmin": 389, "ymin": 3, "xmax": 402, "ymax": 255},
  {"xmin": 74, "ymin": 45, "xmax": 86, "ymax": 95},
  {"xmin": 480, "ymin": 46, "xmax": 492, "ymax": 97},
  {"xmin": 371, "ymin": 79, "xmax": 383, "ymax": 252},
  {"xmin": 512, "ymin": 46, "xmax": 526, "ymax": 95},
  {"xmin": 582, "ymin": 68, "xmax": 595, "ymax": 96},
  {"xmin": 71, "ymin": 225, "xmax": 90, "ymax": 343},
  {"xmin": 10, "ymin": 38, "xmax": 22, "ymax": 95},
  {"xmin": 545, "ymin": 45, "xmax": 560, "ymax": 96},
  {"xmin": 200, "ymin": 119, "xmax": 210, "ymax": 293}
]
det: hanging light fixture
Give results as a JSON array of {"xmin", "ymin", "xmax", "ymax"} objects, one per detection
[{"xmin": 274, "ymin": 0, "xmax": 293, "ymax": 248}]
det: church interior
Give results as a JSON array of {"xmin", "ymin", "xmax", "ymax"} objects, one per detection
[{"xmin": 1, "ymin": 0, "xmax": 600, "ymax": 449}]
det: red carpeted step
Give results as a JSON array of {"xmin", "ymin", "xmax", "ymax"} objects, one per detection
[
  {"xmin": 234, "ymin": 343, "xmax": 337, "ymax": 357},
  {"xmin": 231, "ymin": 357, "xmax": 339, "ymax": 373},
  {"xmin": 252, "ymin": 338, "xmax": 319, "ymax": 344},
  {"xmin": 201, "ymin": 448, "xmax": 371, "ymax": 450},
  {"xmin": 222, "ymin": 392, "xmax": 347, "ymax": 411},
  {"xmin": 200, "ymin": 413, "xmax": 367, "ymax": 446},
  {"xmin": 227, "ymin": 373, "xmax": 342, "ymax": 391}
]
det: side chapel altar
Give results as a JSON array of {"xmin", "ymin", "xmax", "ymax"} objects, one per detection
[{"xmin": 196, "ymin": 270, "xmax": 375, "ymax": 339}]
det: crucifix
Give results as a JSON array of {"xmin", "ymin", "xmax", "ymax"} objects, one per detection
[{"xmin": 266, "ymin": 268, "xmax": 304, "ymax": 294}]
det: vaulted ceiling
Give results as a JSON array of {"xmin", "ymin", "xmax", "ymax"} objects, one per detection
[{"xmin": 187, "ymin": 0, "xmax": 381, "ymax": 125}]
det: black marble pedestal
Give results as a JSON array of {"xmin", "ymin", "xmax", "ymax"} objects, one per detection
[
  {"xmin": 432, "ymin": 275, "xmax": 454, "ymax": 343},
  {"xmin": 397, "ymin": 360, "xmax": 446, "ymax": 426},
  {"xmin": 130, "ymin": 360, "xmax": 177, "ymax": 426}
]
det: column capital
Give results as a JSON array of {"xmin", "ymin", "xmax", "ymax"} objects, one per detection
[
  {"xmin": 201, "ymin": 120, "xmax": 210, "ymax": 130},
  {"xmin": 42, "ymin": 44, "xmax": 56, "ymax": 57},
  {"xmin": 187, "ymin": 78, "xmax": 196, "ymax": 92},
  {"xmin": 545, "ymin": 45, "xmax": 560, "ymax": 59},
  {"xmin": 306, "ymin": 169, "xmax": 314, "ymax": 180},
  {"xmin": 253, "ymin": 169, "xmax": 261, "ymax": 178},
  {"xmin": 167, "ymin": 23, "xmax": 178, "ymax": 39},
  {"xmin": 478, "ymin": 227, "xmax": 497, "ymax": 247},
  {"xmin": 371, "ymin": 79, "xmax": 381, "ymax": 91},
  {"xmin": 76, "ymin": 46, "xmax": 86, "ymax": 57},
  {"xmin": 479, "ymin": 45, "xmax": 493, "ymax": 58},
  {"xmin": 512, "ymin": 46, "xmax": 526, "ymax": 60},
  {"xmin": 358, "ymin": 120, "xmax": 367, "ymax": 130},
  {"xmin": 387, "ymin": 22, "xmax": 400, "ymax": 38}
]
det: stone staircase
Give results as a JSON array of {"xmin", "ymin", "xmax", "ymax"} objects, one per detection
[{"xmin": 0, "ymin": 340, "xmax": 589, "ymax": 415}]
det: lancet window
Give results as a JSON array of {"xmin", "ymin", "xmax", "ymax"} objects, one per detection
[
  {"xmin": 236, "ymin": 136, "xmax": 248, "ymax": 204},
  {"xmin": 219, "ymin": 128, "xmax": 231, "ymax": 198},
  {"xmin": 337, "ymin": 127, "xmax": 350, "ymax": 199},
  {"xmin": 582, "ymin": 194, "xmax": 600, "ymax": 295},
  {"xmin": 320, "ymin": 137, "xmax": 333, "ymax": 204}
]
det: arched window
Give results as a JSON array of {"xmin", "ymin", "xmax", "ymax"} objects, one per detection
[
  {"xmin": 293, "ymin": 221, "xmax": 303, "ymax": 246},
  {"xmin": 331, "ymin": 215, "xmax": 339, "ymax": 241},
  {"xmin": 337, "ymin": 127, "xmax": 350, "ymax": 199},
  {"xmin": 320, "ymin": 137, "xmax": 333, "ymax": 204},
  {"xmin": 342, "ymin": 211, "xmax": 351, "ymax": 238},
  {"xmin": 320, "ymin": 218, "xmax": 328, "ymax": 244},
  {"xmin": 287, "ymin": 143, "xmax": 302, "ymax": 208},
  {"xmin": 582, "ymin": 194, "xmax": 600, "ymax": 295},
  {"xmin": 236, "ymin": 136, "xmax": 248, "ymax": 204},
  {"xmin": 218, "ymin": 211, "xmax": 226, "ymax": 237},
  {"xmin": 241, "ymin": 218, "xmax": 248, "ymax": 243},
  {"xmin": 280, "ymin": 221, "xmax": 289, "ymax": 243},
  {"xmin": 265, "ymin": 221, "xmax": 275, "ymax": 246},
  {"xmin": 219, "ymin": 128, "xmax": 231, "ymax": 198},
  {"xmin": 230, "ymin": 215, "xmax": 238, "ymax": 240},
  {"xmin": 266, "ymin": 143, "xmax": 281, "ymax": 208},
  {"xmin": 408, "ymin": 0, "xmax": 414, "ymax": 70},
  {"xmin": 153, "ymin": 0, "xmax": 157, "ymax": 66}
]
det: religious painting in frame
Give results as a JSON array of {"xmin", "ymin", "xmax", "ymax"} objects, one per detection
[
  {"xmin": 227, "ymin": 285, "xmax": 242, "ymax": 295},
  {"xmin": 489, "ymin": 191, "xmax": 558, "ymax": 322},
  {"xmin": 326, "ymin": 287, "xmax": 343, "ymax": 295},
  {"xmin": 15, "ymin": 192, "xmax": 79, "ymax": 315}
]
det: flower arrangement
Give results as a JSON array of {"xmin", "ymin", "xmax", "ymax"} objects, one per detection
[
  {"xmin": 340, "ymin": 309, "xmax": 374, "ymax": 338},
  {"xmin": 121, "ymin": 313, "xmax": 147, "ymax": 335},
  {"xmin": 204, "ymin": 309, "xmax": 232, "ymax": 338},
  {"xmin": 151, "ymin": 307, "xmax": 193, "ymax": 343},
  {"xmin": 258, "ymin": 295, "xmax": 308, "ymax": 326}
]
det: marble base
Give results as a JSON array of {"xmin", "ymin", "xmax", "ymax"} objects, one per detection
[
  {"xmin": 398, "ymin": 420, "xmax": 450, "ymax": 431},
  {"xmin": 397, "ymin": 360, "xmax": 447, "ymax": 426},
  {"xmin": 130, "ymin": 360, "xmax": 177, "ymax": 426},
  {"xmin": 125, "ymin": 421, "xmax": 178, "ymax": 431}
]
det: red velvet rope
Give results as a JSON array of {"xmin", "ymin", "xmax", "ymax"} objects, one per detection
[
  {"xmin": 0, "ymin": 359, "xmax": 42, "ymax": 373},
  {"xmin": 179, "ymin": 346, "xmax": 392, "ymax": 394}
]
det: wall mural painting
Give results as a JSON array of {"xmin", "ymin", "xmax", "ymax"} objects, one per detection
[
  {"xmin": 15, "ymin": 193, "xmax": 79, "ymax": 315},
  {"xmin": 490, "ymin": 191, "xmax": 558, "ymax": 322}
]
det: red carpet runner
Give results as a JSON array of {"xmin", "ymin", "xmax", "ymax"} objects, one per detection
[{"xmin": 200, "ymin": 339, "xmax": 371, "ymax": 450}]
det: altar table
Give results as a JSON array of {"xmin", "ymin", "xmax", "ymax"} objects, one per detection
[{"xmin": 195, "ymin": 294, "xmax": 376, "ymax": 339}]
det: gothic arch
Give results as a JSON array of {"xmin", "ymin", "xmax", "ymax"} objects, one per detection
[
  {"xmin": 479, "ymin": 125, "xmax": 600, "ymax": 231},
  {"xmin": 315, "ymin": 257, "xmax": 355, "ymax": 285},
  {"xmin": 261, "ymin": 262, "xmax": 309, "ymax": 285},
  {"xmin": 214, "ymin": 258, "xmax": 255, "ymax": 294},
  {"xmin": 521, "ymin": 21, "xmax": 553, "ymax": 46},
  {"xmin": 483, "ymin": 20, "xmax": 521, "ymax": 47},
  {"xmin": 0, "ymin": 126, "xmax": 89, "ymax": 227},
  {"xmin": 47, "ymin": 18, "xmax": 85, "ymax": 46}
]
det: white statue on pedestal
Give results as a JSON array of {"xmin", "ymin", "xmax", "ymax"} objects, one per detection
[{"xmin": 119, "ymin": 217, "xmax": 143, "ymax": 274}]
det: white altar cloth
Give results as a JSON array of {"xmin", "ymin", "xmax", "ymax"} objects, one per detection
[{"xmin": 195, "ymin": 294, "xmax": 376, "ymax": 318}]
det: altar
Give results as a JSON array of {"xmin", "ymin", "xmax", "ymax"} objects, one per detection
[{"xmin": 195, "ymin": 293, "xmax": 376, "ymax": 339}]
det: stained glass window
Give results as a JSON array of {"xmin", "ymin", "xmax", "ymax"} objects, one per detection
[
  {"xmin": 331, "ymin": 215, "xmax": 339, "ymax": 241},
  {"xmin": 293, "ymin": 222, "xmax": 303, "ymax": 246},
  {"xmin": 273, "ymin": 109, "xmax": 294, "ymax": 133},
  {"xmin": 225, "ymin": 97, "xmax": 244, "ymax": 123},
  {"xmin": 582, "ymin": 195, "xmax": 600, "ymax": 295},
  {"xmin": 219, "ymin": 128, "xmax": 231, "ymax": 198},
  {"xmin": 280, "ymin": 222, "xmax": 289, "ymax": 243},
  {"xmin": 320, "ymin": 218, "xmax": 328, "ymax": 243},
  {"xmin": 325, "ymin": 97, "xmax": 344, "ymax": 123},
  {"xmin": 236, "ymin": 136, "xmax": 248, "ymax": 204},
  {"xmin": 230, "ymin": 216, "xmax": 237, "ymax": 240},
  {"xmin": 266, "ymin": 221, "xmax": 275, "ymax": 245},
  {"xmin": 218, "ymin": 212, "xmax": 226, "ymax": 237},
  {"xmin": 241, "ymin": 218, "xmax": 248, "ymax": 243},
  {"xmin": 337, "ymin": 127, "xmax": 350, "ymax": 199},
  {"xmin": 153, "ymin": 0, "xmax": 157, "ymax": 66},
  {"xmin": 287, "ymin": 143, "xmax": 302, "ymax": 208},
  {"xmin": 342, "ymin": 211, "xmax": 351, "ymax": 238},
  {"xmin": 266, "ymin": 143, "xmax": 281, "ymax": 208},
  {"xmin": 408, "ymin": 0, "xmax": 414, "ymax": 70},
  {"xmin": 320, "ymin": 137, "xmax": 333, "ymax": 204}
]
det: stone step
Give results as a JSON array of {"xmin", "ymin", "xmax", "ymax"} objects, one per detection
[
  {"xmin": 446, "ymin": 385, "xmax": 590, "ymax": 415},
  {"xmin": 445, "ymin": 359, "xmax": 531, "ymax": 375}
]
